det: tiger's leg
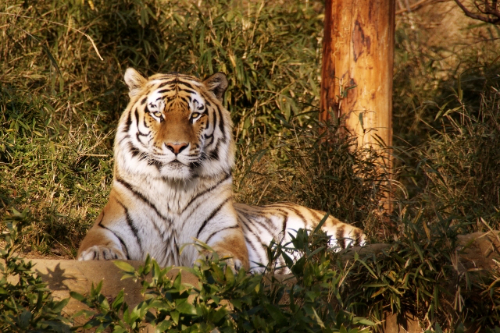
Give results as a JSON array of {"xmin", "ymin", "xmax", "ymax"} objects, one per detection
[
  {"xmin": 195, "ymin": 204, "xmax": 250, "ymax": 271},
  {"xmin": 77, "ymin": 193, "xmax": 132, "ymax": 261},
  {"xmin": 208, "ymin": 233, "xmax": 250, "ymax": 271},
  {"xmin": 78, "ymin": 223, "xmax": 127, "ymax": 260}
]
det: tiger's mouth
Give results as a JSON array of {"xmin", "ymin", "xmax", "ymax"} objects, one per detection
[{"xmin": 168, "ymin": 160, "xmax": 184, "ymax": 167}]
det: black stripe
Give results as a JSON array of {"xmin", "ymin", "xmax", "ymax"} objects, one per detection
[
  {"xmin": 136, "ymin": 130, "xmax": 149, "ymax": 144},
  {"xmin": 134, "ymin": 108, "xmax": 140, "ymax": 127},
  {"xmin": 148, "ymin": 159, "xmax": 163, "ymax": 170},
  {"xmin": 209, "ymin": 142, "xmax": 219, "ymax": 160},
  {"xmin": 238, "ymin": 215, "xmax": 266, "ymax": 260},
  {"xmin": 182, "ymin": 172, "xmax": 231, "ymax": 213},
  {"xmin": 118, "ymin": 134, "xmax": 131, "ymax": 145},
  {"xmin": 211, "ymin": 105, "xmax": 218, "ymax": 137},
  {"xmin": 140, "ymin": 97, "xmax": 147, "ymax": 105},
  {"xmin": 174, "ymin": 235, "xmax": 180, "ymax": 258},
  {"xmin": 286, "ymin": 205, "xmax": 309, "ymax": 226},
  {"xmin": 123, "ymin": 111, "xmax": 132, "ymax": 133},
  {"xmin": 142, "ymin": 110, "xmax": 149, "ymax": 128},
  {"xmin": 158, "ymin": 80, "xmax": 176, "ymax": 87},
  {"xmin": 241, "ymin": 210, "xmax": 274, "ymax": 234},
  {"xmin": 354, "ymin": 229, "xmax": 362, "ymax": 245},
  {"xmin": 205, "ymin": 225, "xmax": 239, "ymax": 244},
  {"xmin": 137, "ymin": 129, "xmax": 148, "ymax": 137},
  {"xmin": 206, "ymin": 134, "xmax": 215, "ymax": 147},
  {"xmin": 97, "ymin": 213, "xmax": 131, "ymax": 260},
  {"xmin": 157, "ymin": 88, "xmax": 172, "ymax": 94},
  {"xmin": 178, "ymin": 88, "xmax": 196, "ymax": 94},
  {"xmin": 116, "ymin": 200, "xmax": 143, "ymax": 253},
  {"xmin": 336, "ymin": 225, "xmax": 346, "ymax": 249},
  {"xmin": 196, "ymin": 197, "xmax": 231, "ymax": 238},
  {"xmin": 128, "ymin": 143, "xmax": 140, "ymax": 157},
  {"xmin": 216, "ymin": 105, "xmax": 226, "ymax": 142},
  {"xmin": 178, "ymin": 81, "xmax": 196, "ymax": 90},
  {"xmin": 178, "ymin": 96, "xmax": 190, "ymax": 105},
  {"xmin": 282, "ymin": 214, "xmax": 288, "ymax": 234},
  {"xmin": 115, "ymin": 178, "xmax": 171, "ymax": 227},
  {"xmin": 243, "ymin": 234, "xmax": 262, "ymax": 264},
  {"xmin": 306, "ymin": 207, "xmax": 324, "ymax": 222}
]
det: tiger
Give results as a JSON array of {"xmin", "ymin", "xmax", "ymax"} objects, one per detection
[{"xmin": 77, "ymin": 68, "xmax": 366, "ymax": 273}]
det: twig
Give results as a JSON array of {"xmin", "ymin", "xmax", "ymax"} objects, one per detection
[
  {"xmin": 78, "ymin": 154, "xmax": 109, "ymax": 158},
  {"xmin": 396, "ymin": 0, "xmax": 435, "ymax": 14}
]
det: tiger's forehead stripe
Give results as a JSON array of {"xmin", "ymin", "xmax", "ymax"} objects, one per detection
[{"xmin": 136, "ymin": 81, "xmax": 217, "ymax": 114}]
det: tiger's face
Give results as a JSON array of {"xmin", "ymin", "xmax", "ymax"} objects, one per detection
[{"xmin": 115, "ymin": 68, "xmax": 234, "ymax": 181}]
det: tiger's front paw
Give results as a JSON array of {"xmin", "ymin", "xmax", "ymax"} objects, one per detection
[
  {"xmin": 223, "ymin": 257, "xmax": 244, "ymax": 272},
  {"xmin": 198, "ymin": 250, "xmax": 245, "ymax": 272},
  {"xmin": 78, "ymin": 245, "xmax": 126, "ymax": 261}
]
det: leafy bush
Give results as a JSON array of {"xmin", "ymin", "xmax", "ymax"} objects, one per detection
[
  {"xmin": 71, "ymin": 227, "xmax": 373, "ymax": 333},
  {"xmin": 347, "ymin": 213, "xmax": 500, "ymax": 332},
  {"xmin": 412, "ymin": 86, "xmax": 500, "ymax": 230},
  {"xmin": 0, "ymin": 214, "xmax": 72, "ymax": 332}
]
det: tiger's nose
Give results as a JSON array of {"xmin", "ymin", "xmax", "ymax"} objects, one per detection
[{"xmin": 165, "ymin": 142, "xmax": 188, "ymax": 155}]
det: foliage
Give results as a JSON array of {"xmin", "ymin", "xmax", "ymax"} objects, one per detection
[
  {"xmin": 392, "ymin": 3, "xmax": 500, "ymax": 230},
  {"xmin": 71, "ymin": 229, "xmax": 373, "ymax": 333},
  {"xmin": 410, "ymin": 87, "xmax": 500, "ymax": 231},
  {"xmin": 349, "ymin": 214, "xmax": 500, "ymax": 331},
  {"xmin": 0, "ymin": 213, "xmax": 72, "ymax": 332}
]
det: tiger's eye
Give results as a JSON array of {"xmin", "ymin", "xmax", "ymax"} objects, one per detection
[
  {"xmin": 191, "ymin": 112, "xmax": 201, "ymax": 120},
  {"xmin": 153, "ymin": 111, "xmax": 162, "ymax": 118}
]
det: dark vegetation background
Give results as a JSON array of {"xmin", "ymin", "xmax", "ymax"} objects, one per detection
[{"xmin": 1, "ymin": 0, "xmax": 500, "ymax": 330}]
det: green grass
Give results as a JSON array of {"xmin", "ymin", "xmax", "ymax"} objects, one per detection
[{"xmin": 1, "ymin": 0, "xmax": 500, "ymax": 330}]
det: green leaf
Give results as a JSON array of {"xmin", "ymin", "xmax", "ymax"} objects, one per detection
[
  {"xmin": 70, "ymin": 291, "xmax": 86, "ymax": 302},
  {"xmin": 112, "ymin": 290, "xmax": 125, "ymax": 310},
  {"xmin": 171, "ymin": 310, "xmax": 180, "ymax": 324},
  {"xmin": 173, "ymin": 272, "xmax": 182, "ymax": 291},
  {"xmin": 51, "ymin": 298, "xmax": 70, "ymax": 313},
  {"xmin": 175, "ymin": 298, "xmax": 196, "ymax": 315},
  {"xmin": 114, "ymin": 260, "xmax": 136, "ymax": 274},
  {"xmin": 264, "ymin": 304, "xmax": 287, "ymax": 324},
  {"xmin": 352, "ymin": 317, "xmax": 375, "ymax": 326},
  {"xmin": 18, "ymin": 310, "xmax": 32, "ymax": 329},
  {"xmin": 225, "ymin": 264, "xmax": 235, "ymax": 284}
]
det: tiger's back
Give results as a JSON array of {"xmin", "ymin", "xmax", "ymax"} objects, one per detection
[{"xmin": 235, "ymin": 202, "xmax": 366, "ymax": 272}]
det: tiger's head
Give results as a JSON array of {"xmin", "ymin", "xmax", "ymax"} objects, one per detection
[{"xmin": 114, "ymin": 68, "xmax": 234, "ymax": 181}]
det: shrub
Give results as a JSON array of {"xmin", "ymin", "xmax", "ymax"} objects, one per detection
[
  {"xmin": 71, "ymin": 227, "xmax": 374, "ymax": 332},
  {"xmin": 0, "ymin": 213, "xmax": 72, "ymax": 332}
]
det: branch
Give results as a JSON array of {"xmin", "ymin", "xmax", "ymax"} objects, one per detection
[{"xmin": 454, "ymin": 0, "xmax": 500, "ymax": 24}]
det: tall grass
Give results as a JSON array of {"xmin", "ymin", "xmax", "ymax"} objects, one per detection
[{"xmin": 1, "ymin": 0, "xmax": 389, "ymax": 253}]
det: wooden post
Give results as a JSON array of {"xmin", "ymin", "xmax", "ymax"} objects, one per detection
[{"xmin": 320, "ymin": 0, "xmax": 395, "ymax": 212}]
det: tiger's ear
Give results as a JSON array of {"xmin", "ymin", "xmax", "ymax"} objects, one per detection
[
  {"xmin": 124, "ymin": 68, "xmax": 147, "ymax": 97},
  {"xmin": 203, "ymin": 73, "xmax": 228, "ymax": 101}
]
